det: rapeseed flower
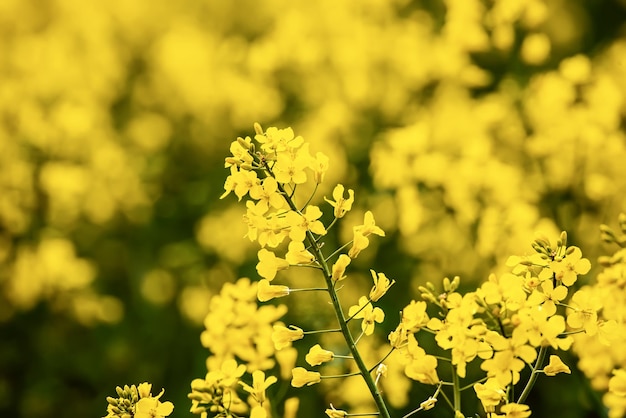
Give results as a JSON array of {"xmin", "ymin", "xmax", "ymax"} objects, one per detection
[
  {"xmin": 325, "ymin": 184, "xmax": 355, "ymax": 218},
  {"xmin": 291, "ymin": 367, "xmax": 321, "ymax": 387},
  {"xmin": 543, "ymin": 355, "xmax": 571, "ymax": 376},
  {"xmin": 305, "ymin": 344, "xmax": 334, "ymax": 366},
  {"xmin": 348, "ymin": 296, "xmax": 384, "ymax": 336},
  {"xmin": 256, "ymin": 249, "xmax": 289, "ymax": 281},
  {"xmin": 369, "ymin": 269, "xmax": 395, "ymax": 302},
  {"xmin": 272, "ymin": 325, "xmax": 304, "ymax": 350}
]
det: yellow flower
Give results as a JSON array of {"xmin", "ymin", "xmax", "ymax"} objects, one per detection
[
  {"xmin": 285, "ymin": 241, "xmax": 315, "ymax": 265},
  {"xmin": 291, "ymin": 367, "xmax": 321, "ymax": 387},
  {"xmin": 255, "ymin": 126, "xmax": 301, "ymax": 153},
  {"xmin": 325, "ymin": 404, "xmax": 347, "ymax": 418},
  {"xmin": 348, "ymin": 296, "xmax": 384, "ymax": 335},
  {"xmin": 239, "ymin": 370, "xmax": 277, "ymax": 404},
  {"xmin": 257, "ymin": 279, "xmax": 290, "ymax": 302},
  {"xmin": 348, "ymin": 211, "xmax": 384, "ymax": 258},
  {"xmin": 499, "ymin": 402, "xmax": 531, "ymax": 418},
  {"xmin": 400, "ymin": 300, "xmax": 430, "ymax": 332},
  {"xmin": 324, "ymin": 184, "xmax": 355, "ymax": 218},
  {"xmin": 474, "ymin": 379, "xmax": 506, "ymax": 411},
  {"xmin": 527, "ymin": 280, "xmax": 568, "ymax": 316},
  {"xmin": 134, "ymin": 393, "xmax": 174, "ymax": 418},
  {"xmin": 256, "ymin": 249, "xmax": 289, "ymax": 281},
  {"xmin": 286, "ymin": 206, "xmax": 326, "ymax": 242},
  {"xmin": 272, "ymin": 325, "xmax": 304, "ymax": 350},
  {"xmin": 404, "ymin": 334, "xmax": 439, "ymax": 384},
  {"xmin": 249, "ymin": 176, "xmax": 285, "ymax": 213},
  {"xmin": 369, "ymin": 269, "xmax": 395, "ymax": 302},
  {"xmin": 543, "ymin": 355, "xmax": 571, "ymax": 376},
  {"xmin": 273, "ymin": 144, "xmax": 311, "ymax": 184},
  {"xmin": 548, "ymin": 246, "xmax": 591, "ymax": 286},
  {"xmin": 137, "ymin": 382, "xmax": 152, "ymax": 398},
  {"xmin": 305, "ymin": 344, "xmax": 334, "ymax": 366},
  {"xmin": 331, "ymin": 254, "xmax": 351, "ymax": 281}
]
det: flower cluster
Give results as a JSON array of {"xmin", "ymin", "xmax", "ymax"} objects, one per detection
[
  {"xmin": 105, "ymin": 119, "xmax": 626, "ymax": 418},
  {"xmin": 221, "ymin": 124, "xmax": 393, "ymax": 417},
  {"xmin": 103, "ymin": 383, "xmax": 173, "ymax": 418},
  {"xmin": 383, "ymin": 230, "xmax": 598, "ymax": 417},
  {"xmin": 188, "ymin": 277, "xmax": 297, "ymax": 418},
  {"xmin": 572, "ymin": 215, "xmax": 626, "ymax": 418}
]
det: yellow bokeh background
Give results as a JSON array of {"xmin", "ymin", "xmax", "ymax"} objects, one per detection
[{"xmin": 1, "ymin": 0, "xmax": 626, "ymax": 417}]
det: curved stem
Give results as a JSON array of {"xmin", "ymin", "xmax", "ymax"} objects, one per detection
[{"xmin": 516, "ymin": 345, "xmax": 548, "ymax": 404}]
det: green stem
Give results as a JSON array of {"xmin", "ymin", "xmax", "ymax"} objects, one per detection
[
  {"xmin": 516, "ymin": 345, "xmax": 548, "ymax": 404},
  {"xmin": 451, "ymin": 364, "xmax": 461, "ymax": 413},
  {"xmin": 275, "ymin": 180, "xmax": 391, "ymax": 418}
]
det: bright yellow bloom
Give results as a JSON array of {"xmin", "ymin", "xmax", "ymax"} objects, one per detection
[
  {"xmin": 526, "ymin": 280, "xmax": 568, "ymax": 316},
  {"xmin": 305, "ymin": 344, "xmax": 334, "ymax": 366},
  {"xmin": 480, "ymin": 338, "xmax": 537, "ymax": 386},
  {"xmin": 474, "ymin": 379, "xmax": 506, "ymax": 412},
  {"xmin": 499, "ymin": 402, "xmax": 531, "ymax": 418},
  {"xmin": 273, "ymin": 144, "xmax": 311, "ymax": 184},
  {"xmin": 285, "ymin": 241, "xmax": 315, "ymax": 265},
  {"xmin": 544, "ymin": 246, "xmax": 591, "ymax": 286},
  {"xmin": 134, "ymin": 393, "xmax": 174, "ymax": 418},
  {"xmin": 388, "ymin": 323, "xmax": 409, "ymax": 349},
  {"xmin": 543, "ymin": 355, "xmax": 571, "ymax": 376},
  {"xmin": 324, "ymin": 184, "xmax": 355, "ymax": 218},
  {"xmin": 229, "ymin": 168, "xmax": 260, "ymax": 201},
  {"xmin": 272, "ymin": 325, "xmax": 304, "ymax": 350},
  {"xmin": 348, "ymin": 296, "xmax": 384, "ymax": 335},
  {"xmin": 478, "ymin": 273, "xmax": 527, "ymax": 312},
  {"xmin": 400, "ymin": 300, "xmax": 430, "ymax": 332},
  {"xmin": 286, "ymin": 206, "xmax": 326, "ymax": 242},
  {"xmin": 291, "ymin": 367, "xmax": 321, "ymax": 387},
  {"xmin": 369, "ymin": 269, "xmax": 395, "ymax": 302},
  {"xmin": 325, "ymin": 404, "xmax": 347, "ymax": 418},
  {"xmin": 331, "ymin": 254, "xmax": 351, "ymax": 281},
  {"xmin": 249, "ymin": 177, "xmax": 285, "ymax": 213},
  {"xmin": 137, "ymin": 382, "xmax": 152, "ymax": 398},
  {"xmin": 404, "ymin": 334, "xmax": 439, "ymax": 384},
  {"xmin": 255, "ymin": 126, "xmax": 302, "ymax": 154},
  {"xmin": 257, "ymin": 279, "xmax": 290, "ymax": 302},
  {"xmin": 348, "ymin": 211, "xmax": 384, "ymax": 258},
  {"xmin": 239, "ymin": 370, "xmax": 277, "ymax": 404},
  {"xmin": 256, "ymin": 249, "xmax": 289, "ymax": 281},
  {"xmin": 225, "ymin": 136, "xmax": 254, "ymax": 168}
]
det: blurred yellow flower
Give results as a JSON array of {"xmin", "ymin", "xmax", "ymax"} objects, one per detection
[{"xmin": 272, "ymin": 325, "xmax": 304, "ymax": 350}]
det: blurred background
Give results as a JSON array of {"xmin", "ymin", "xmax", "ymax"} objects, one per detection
[{"xmin": 1, "ymin": 0, "xmax": 626, "ymax": 417}]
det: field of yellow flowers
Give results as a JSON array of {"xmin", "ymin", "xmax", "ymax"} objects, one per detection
[{"xmin": 1, "ymin": 0, "xmax": 626, "ymax": 417}]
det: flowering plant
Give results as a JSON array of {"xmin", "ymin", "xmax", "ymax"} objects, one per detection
[{"xmin": 104, "ymin": 125, "xmax": 626, "ymax": 418}]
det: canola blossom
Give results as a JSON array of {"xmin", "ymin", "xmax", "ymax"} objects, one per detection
[{"xmin": 6, "ymin": 1, "xmax": 625, "ymax": 417}]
